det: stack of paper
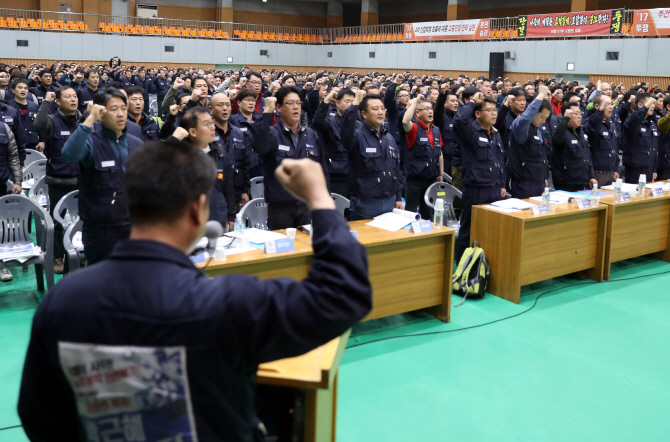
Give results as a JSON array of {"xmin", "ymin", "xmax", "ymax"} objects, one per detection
[
  {"xmin": 529, "ymin": 191, "xmax": 573, "ymax": 204},
  {"xmin": 366, "ymin": 209, "xmax": 420, "ymax": 232},
  {"xmin": 490, "ymin": 198, "xmax": 536, "ymax": 210},
  {"xmin": 224, "ymin": 228, "xmax": 286, "ymax": 243},
  {"xmin": 602, "ymin": 183, "xmax": 639, "ymax": 192},
  {"xmin": 0, "ymin": 244, "xmax": 41, "ymax": 262}
]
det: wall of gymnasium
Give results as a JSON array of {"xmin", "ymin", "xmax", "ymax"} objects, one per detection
[{"xmin": 1, "ymin": 30, "xmax": 668, "ymax": 81}]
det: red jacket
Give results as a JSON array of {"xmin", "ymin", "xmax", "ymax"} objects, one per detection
[{"xmin": 551, "ymin": 96, "xmax": 561, "ymax": 116}]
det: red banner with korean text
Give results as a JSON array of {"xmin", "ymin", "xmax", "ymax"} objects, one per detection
[
  {"xmin": 404, "ymin": 19, "xmax": 491, "ymax": 41},
  {"xmin": 632, "ymin": 9, "xmax": 670, "ymax": 36},
  {"xmin": 517, "ymin": 10, "xmax": 621, "ymax": 37}
]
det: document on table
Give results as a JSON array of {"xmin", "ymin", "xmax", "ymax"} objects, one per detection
[
  {"xmin": 366, "ymin": 209, "xmax": 420, "ymax": 232},
  {"xmin": 490, "ymin": 198, "xmax": 535, "ymax": 210},
  {"xmin": 529, "ymin": 191, "xmax": 573, "ymax": 203},
  {"xmin": 483, "ymin": 205, "xmax": 521, "ymax": 213},
  {"xmin": 602, "ymin": 183, "xmax": 639, "ymax": 192},
  {"xmin": 224, "ymin": 228, "xmax": 287, "ymax": 243},
  {"xmin": 643, "ymin": 182, "xmax": 670, "ymax": 190}
]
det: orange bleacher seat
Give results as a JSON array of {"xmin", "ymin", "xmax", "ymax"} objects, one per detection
[
  {"xmin": 269, "ymin": 32, "xmax": 276, "ymax": 40},
  {"xmin": 240, "ymin": 30, "xmax": 247, "ymax": 39}
]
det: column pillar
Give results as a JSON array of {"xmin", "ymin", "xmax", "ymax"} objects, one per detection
[
  {"xmin": 217, "ymin": 0, "xmax": 233, "ymax": 23},
  {"xmin": 571, "ymin": 0, "xmax": 598, "ymax": 12},
  {"xmin": 361, "ymin": 0, "xmax": 378, "ymax": 27},
  {"xmin": 447, "ymin": 0, "xmax": 468, "ymax": 21},
  {"xmin": 327, "ymin": 0, "xmax": 343, "ymax": 28}
]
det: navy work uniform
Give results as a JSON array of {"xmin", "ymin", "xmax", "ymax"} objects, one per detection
[
  {"xmin": 507, "ymin": 99, "xmax": 551, "ymax": 199},
  {"xmin": 76, "ymin": 86, "xmax": 98, "ymax": 114},
  {"xmin": 340, "ymin": 104, "xmax": 402, "ymax": 221},
  {"xmin": 657, "ymin": 113, "xmax": 670, "ymax": 180},
  {"xmin": 18, "ymin": 210, "xmax": 371, "ymax": 442},
  {"xmin": 36, "ymin": 105, "xmax": 82, "ymax": 261},
  {"xmin": 404, "ymin": 120, "xmax": 443, "ymax": 221},
  {"xmin": 313, "ymin": 101, "xmax": 351, "ymax": 198},
  {"xmin": 206, "ymin": 142, "xmax": 237, "ymax": 226},
  {"xmin": 211, "ymin": 123, "xmax": 251, "ymax": 209},
  {"xmin": 252, "ymin": 113, "xmax": 327, "ymax": 230},
  {"xmin": 119, "ymin": 76, "xmax": 133, "ymax": 89},
  {"xmin": 127, "ymin": 112, "xmax": 160, "ymax": 142},
  {"xmin": 454, "ymin": 101, "xmax": 505, "ymax": 262},
  {"xmin": 0, "ymin": 102, "xmax": 27, "ymax": 166},
  {"xmin": 622, "ymin": 105, "xmax": 659, "ymax": 184},
  {"xmin": 551, "ymin": 115, "xmax": 596, "ymax": 191},
  {"xmin": 62, "ymin": 124, "xmax": 143, "ymax": 265},
  {"xmin": 154, "ymin": 76, "xmax": 171, "ymax": 118},
  {"xmin": 29, "ymin": 83, "xmax": 59, "ymax": 114},
  {"xmin": 229, "ymin": 111, "xmax": 264, "ymax": 183},
  {"xmin": 584, "ymin": 109, "xmax": 621, "ymax": 187},
  {"xmin": 7, "ymin": 99, "xmax": 39, "ymax": 152},
  {"xmin": 435, "ymin": 92, "xmax": 458, "ymax": 175}
]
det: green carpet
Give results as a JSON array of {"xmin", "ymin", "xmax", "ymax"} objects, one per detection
[{"xmin": 2, "ymin": 257, "xmax": 670, "ymax": 441}]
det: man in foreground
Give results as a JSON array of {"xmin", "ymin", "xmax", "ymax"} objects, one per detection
[{"xmin": 18, "ymin": 142, "xmax": 372, "ymax": 441}]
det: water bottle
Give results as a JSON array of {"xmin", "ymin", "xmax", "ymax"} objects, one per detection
[
  {"xmin": 433, "ymin": 198, "xmax": 444, "ymax": 228},
  {"xmin": 638, "ymin": 174, "xmax": 646, "ymax": 198},
  {"xmin": 613, "ymin": 178, "xmax": 622, "ymax": 203},
  {"xmin": 542, "ymin": 187, "xmax": 551, "ymax": 205},
  {"xmin": 234, "ymin": 213, "xmax": 244, "ymax": 236},
  {"xmin": 591, "ymin": 183, "xmax": 598, "ymax": 199}
]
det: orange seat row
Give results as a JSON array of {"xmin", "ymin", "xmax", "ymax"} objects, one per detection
[
  {"xmin": 334, "ymin": 33, "xmax": 402, "ymax": 43},
  {"xmin": 490, "ymin": 28, "xmax": 519, "ymax": 38},
  {"xmin": 0, "ymin": 17, "xmax": 89, "ymax": 31},
  {"xmin": 233, "ymin": 29, "xmax": 324, "ymax": 42},
  {"xmin": 98, "ymin": 23, "xmax": 231, "ymax": 38}
]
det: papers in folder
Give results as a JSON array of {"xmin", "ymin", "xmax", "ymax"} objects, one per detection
[{"xmin": 366, "ymin": 209, "xmax": 421, "ymax": 232}]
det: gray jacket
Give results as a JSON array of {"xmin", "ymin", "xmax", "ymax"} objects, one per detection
[{"xmin": 4, "ymin": 122, "xmax": 22, "ymax": 185}]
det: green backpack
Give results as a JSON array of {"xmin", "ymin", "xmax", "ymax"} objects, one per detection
[{"xmin": 452, "ymin": 241, "xmax": 490, "ymax": 301}]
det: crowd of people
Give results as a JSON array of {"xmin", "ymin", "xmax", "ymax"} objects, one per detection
[{"xmin": 1, "ymin": 57, "xmax": 669, "ymax": 278}]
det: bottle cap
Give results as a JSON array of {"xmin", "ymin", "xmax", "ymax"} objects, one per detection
[
  {"xmin": 593, "ymin": 183, "xmax": 598, "ymax": 190},
  {"xmin": 615, "ymin": 178, "xmax": 623, "ymax": 186},
  {"xmin": 544, "ymin": 187, "xmax": 549, "ymax": 192},
  {"xmin": 435, "ymin": 198, "xmax": 444, "ymax": 211},
  {"xmin": 639, "ymin": 174, "xmax": 647, "ymax": 183}
]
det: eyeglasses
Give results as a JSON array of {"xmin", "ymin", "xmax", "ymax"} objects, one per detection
[
  {"xmin": 248, "ymin": 80, "xmax": 262, "ymax": 85},
  {"xmin": 480, "ymin": 109, "xmax": 498, "ymax": 114},
  {"xmin": 201, "ymin": 121, "xmax": 216, "ymax": 127},
  {"xmin": 241, "ymin": 98, "xmax": 256, "ymax": 103},
  {"xmin": 283, "ymin": 101, "xmax": 302, "ymax": 107}
]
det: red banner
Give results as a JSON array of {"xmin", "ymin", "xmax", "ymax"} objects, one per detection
[{"xmin": 518, "ymin": 10, "xmax": 618, "ymax": 37}]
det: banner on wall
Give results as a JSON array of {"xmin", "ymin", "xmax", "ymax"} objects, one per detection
[
  {"xmin": 403, "ymin": 19, "xmax": 491, "ymax": 41},
  {"xmin": 517, "ymin": 9, "xmax": 623, "ymax": 37},
  {"xmin": 631, "ymin": 9, "xmax": 670, "ymax": 36}
]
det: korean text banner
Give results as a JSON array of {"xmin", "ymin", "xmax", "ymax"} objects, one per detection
[
  {"xmin": 404, "ymin": 19, "xmax": 491, "ymax": 41},
  {"xmin": 517, "ymin": 10, "xmax": 621, "ymax": 37},
  {"xmin": 632, "ymin": 9, "xmax": 670, "ymax": 36}
]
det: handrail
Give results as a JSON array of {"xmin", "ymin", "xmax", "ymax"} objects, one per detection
[{"xmin": 0, "ymin": 8, "xmax": 641, "ymax": 44}]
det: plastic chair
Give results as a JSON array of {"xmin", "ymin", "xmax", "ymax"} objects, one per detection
[
  {"xmin": 63, "ymin": 218, "xmax": 84, "ymax": 273},
  {"xmin": 424, "ymin": 182, "xmax": 461, "ymax": 230},
  {"xmin": 23, "ymin": 159, "xmax": 47, "ymax": 183},
  {"xmin": 239, "ymin": 198, "xmax": 267, "ymax": 229},
  {"xmin": 331, "ymin": 193, "xmax": 350, "ymax": 218},
  {"xmin": 53, "ymin": 190, "xmax": 79, "ymax": 231},
  {"xmin": 443, "ymin": 172, "xmax": 453, "ymax": 184},
  {"xmin": 0, "ymin": 194, "xmax": 55, "ymax": 291},
  {"xmin": 28, "ymin": 175, "xmax": 49, "ymax": 208},
  {"xmin": 250, "ymin": 176, "xmax": 264, "ymax": 199},
  {"xmin": 24, "ymin": 149, "xmax": 46, "ymax": 167}
]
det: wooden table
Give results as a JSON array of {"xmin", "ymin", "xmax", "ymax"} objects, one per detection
[
  {"xmin": 471, "ymin": 200, "xmax": 607, "ymax": 304},
  {"xmin": 257, "ymin": 331, "xmax": 350, "ymax": 442},
  {"xmin": 201, "ymin": 220, "xmax": 455, "ymax": 322},
  {"xmin": 598, "ymin": 184, "xmax": 670, "ymax": 279}
]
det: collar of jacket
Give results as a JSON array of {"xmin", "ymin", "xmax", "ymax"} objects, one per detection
[
  {"xmin": 362, "ymin": 121, "xmax": 387, "ymax": 137},
  {"xmin": 108, "ymin": 239, "xmax": 199, "ymax": 271},
  {"xmin": 101, "ymin": 124, "xmax": 128, "ymax": 141}
]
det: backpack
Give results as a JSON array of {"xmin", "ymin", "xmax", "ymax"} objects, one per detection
[{"xmin": 452, "ymin": 241, "xmax": 490, "ymax": 302}]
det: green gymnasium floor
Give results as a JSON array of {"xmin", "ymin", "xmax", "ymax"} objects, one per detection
[{"xmin": 2, "ymin": 257, "xmax": 670, "ymax": 441}]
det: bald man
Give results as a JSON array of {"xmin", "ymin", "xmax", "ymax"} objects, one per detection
[{"xmin": 209, "ymin": 93, "xmax": 251, "ymax": 208}]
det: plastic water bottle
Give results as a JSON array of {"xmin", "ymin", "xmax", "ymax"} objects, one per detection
[
  {"xmin": 433, "ymin": 198, "xmax": 444, "ymax": 228},
  {"xmin": 542, "ymin": 187, "xmax": 551, "ymax": 205},
  {"xmin": 234, "ymin": 213, "xmax": 244, "ymax": 236},
  {"xmin": 613, "ymin": 178, "xmax": 622, "ymax": 203},
  {"xmin": 591, "ymin": 183, "xmax": 598, "ymax": 199},
  {"xmin": 638, "ymin": 174, "xmax": 646, "ymax": 198}
]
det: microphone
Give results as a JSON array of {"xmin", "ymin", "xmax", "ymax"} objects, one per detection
[{"xmin": 205, "ymin": 220, "xmax": 223, "ymax": 258}]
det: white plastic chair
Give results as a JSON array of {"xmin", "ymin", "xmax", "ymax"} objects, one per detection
[
  {"xmin": 250, "ymin": 176, "xmax": 264, "ymax": 200},
  {"xmin": 24, "ymin": 149, "xmax": 47, "ymax": 167},
  {"xmin": 238, "ymin": 197, "xmax": 268, "ymax": 229},
  {"xmin": 331, "ymin": 193, "xmax": 350, "ymax": 218}
]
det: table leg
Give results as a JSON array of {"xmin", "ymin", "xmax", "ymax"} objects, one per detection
[
  {"xmin": 586, "ymin": 206, "xmax": 607, "ymax": 282},
  {"xmin": 426, "ymin": 233, "xmax": 453, "ymax": 322},
  {"xmin": 304, "ymin": 374, "xmax": 337, "ymax": 442}
]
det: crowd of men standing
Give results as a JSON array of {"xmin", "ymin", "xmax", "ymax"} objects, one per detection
[{"xmin": 1, "ymin": 57, "xmax": 669, "ymax": 280}]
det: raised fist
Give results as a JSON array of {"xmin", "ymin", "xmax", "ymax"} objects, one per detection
[
  {"xmin": 265, "ymin": 97, "xmax": 277, "ymax": 113},
  {"xmin": 172, "ymin": 77, "xmax": 184, "ymax": 89},
  {"xmin": 45, "ymin": 91, "xmax": 56, "ymax": 102}
]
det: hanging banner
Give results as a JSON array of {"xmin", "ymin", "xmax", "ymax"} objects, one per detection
[
  {"xmin": 631, "ymin": 9, "xmax": 670, "ymax": 36},
  {"xmin": 517, "ymin": 10, "xmax": 621, "ymax": 37},
  {"xmin": 404, "ymin": 19, "xmax": 491, "ymax": 41}
]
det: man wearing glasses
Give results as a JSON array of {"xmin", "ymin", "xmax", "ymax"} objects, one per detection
[
  {"xmin": 453, "ymin": 94, "xmax": 506, "ymax": 261},
  {"xmin": 252, "ymin": 86, "xmax": 327, "ymax": 229},
  {"xmin": 233, "ymin": 71, "xmax": 266, "ymax": 116},
  {"xmin": 170, "ymin": 107, "xmax": 237, "ymax": 231},
  {"xmin": 402, "ymin": 96, "xmax": 444, "ymax": 221}
]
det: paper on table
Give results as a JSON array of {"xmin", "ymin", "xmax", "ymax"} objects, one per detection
[
  {"xmin": 392, "ymin": 208, "xmax": 421, "ymax": 221},
  {"xmin": 224, "ymin": 228, "xmax": 286, "ymax": 243},
  {"xmin": 643, "ymin": 182, "xmax": 669, "ymax": 190},
  {"xmin": 490, "ymin": 198, "xmax": 535, "ymax": 210},
  {"xmin": 483, "ymin": 205, "xmax": 521, "ymax": 213},
  {"xmin": 602, "ymin": 183, "xmax": 639, "ymax": 192},
  {"xmin": 366, "ymin": 212, "xmax": 414, "ymax": 232},
  {"xmin": 529, "ymin": 192, "xmax": 572, "ymax": 203}
]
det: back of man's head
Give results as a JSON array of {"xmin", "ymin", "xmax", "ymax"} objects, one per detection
[{"xmin": 125, "ymin": 140, "xmax": 216, "ymax": 225}]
